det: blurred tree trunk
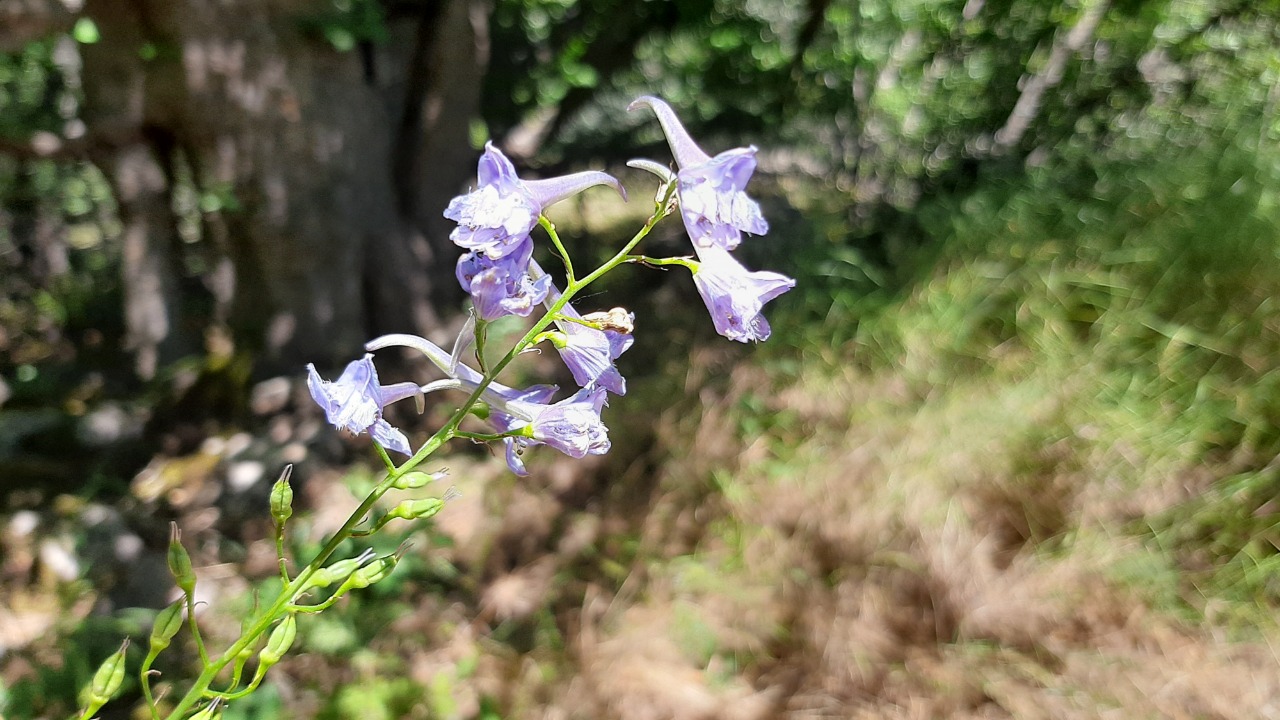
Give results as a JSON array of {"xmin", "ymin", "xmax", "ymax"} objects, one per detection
[{"xmin": 74, "ymin": 0, "xmax": 484, "ymax": 374}]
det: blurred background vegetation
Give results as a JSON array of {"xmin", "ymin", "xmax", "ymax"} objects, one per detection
[{"xmin": 3, "ymin": 0, "xmax": 1280, "ymax": 717}]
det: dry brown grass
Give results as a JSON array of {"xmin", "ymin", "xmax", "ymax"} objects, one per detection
[
  {"xmin": 545, "ymin": 353, "xmax": 1280, "ymax": 719},
  {"xmin": 5, "ymin": 339, "xmax": 1277, "ymax": 719}
]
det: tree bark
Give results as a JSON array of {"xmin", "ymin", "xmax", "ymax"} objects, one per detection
[{"xmin": 72, "ymin": 0, "xmax": 485, "ymax": 372}]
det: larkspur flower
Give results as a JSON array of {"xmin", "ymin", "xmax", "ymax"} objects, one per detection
[
  {"xmin": 456, "ymin": 236, "xmax": 551, "ymax": 320},
  {"xmin": 628, "ymin": 95, "xmax": 769, "ymax": 252},
  {"xmin": 530, "ymin": 260, "xmax": 633, "ymax": 396},
  {"xmin": 691, "ymin": 245, "xmax": 795, "ymax": 343},
  {"xmin": 556, "ymin": 306, "xmax": 632, "ymax": 395},
  {"xmin": 364, "ymin": 332, "xmax": 611, "ymax": 476},
  {"xmin": 500, "ymin": 387, "xmax": 611, "ymax": 470},
  {"xmin": 486, "ymin": 384, "xmax": 560, "ymax": 476},
  {"xmin": 445, "ymin": 143, "xmax": 625, "ymax": 319},
  {"xmin": 306, "ymin": 354, "xmax": 420, "ymax": 455},
  {"xmin": 528, "ymin": 387, "xmax": 611, "ymax": 457}
]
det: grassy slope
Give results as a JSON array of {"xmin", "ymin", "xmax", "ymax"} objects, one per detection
[{"xmin": 574, "ymin": 147, "xmax": 1280, "ymax": 717}]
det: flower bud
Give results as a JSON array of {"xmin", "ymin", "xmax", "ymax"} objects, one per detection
[
  {"xmin": 300, "ymin": 549, "xmax": 374, "ymax": 593},
  {"xmin": 347, "ymin": 553, "xmax": 399, "ymax": 590},
  {"xmin": 270, "ymin": 465, "xmax": 294, "ymax": 526},
  {"xmin": 81, "ymin": 639, "xmax": 129, "ymax": 708},
  {"xmin": 259, "ymin": 613, "xmax": 297, "ymax": 666},
  {"xmin": 387, "ymin": 497, "xmax": 445, "ymax": 522},
  {"xmin": 149, "ymin": 600, "xmax": 184, "ymax": 654},
  {"xmin": 391, "ymin": 469, "xmax": 447, "ymax": 490},
  {"xmin": 167, "ymin": 523, "xmax": 196, "ymax": 595},
  {"xmin": 189, "ymin": 699, "xmax": 224, "ymax": 720}
]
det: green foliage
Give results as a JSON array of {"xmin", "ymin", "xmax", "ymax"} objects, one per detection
[
  {"xmin": 298, "ymin": 0, "xmax": 389, "ymax": 52},
  {"xmin": 0, "ymin": 39, "xmax": 69, "ymax": 141}
]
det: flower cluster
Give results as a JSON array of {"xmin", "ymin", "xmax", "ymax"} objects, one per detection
[
  {"xmin": 306, "ymin": 96, "xmax": 793, "ymax": 474},
  {"xmin": 629, "ymin": 96, "xmax": 795, "ymax": 343}
]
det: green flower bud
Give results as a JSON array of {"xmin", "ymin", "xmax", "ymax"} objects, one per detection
[
  {"xmin": 347, "ymin": 553, "xmax": 399, "ymax": 590},
  {"xmin": 299, "ymin": 567, "xmax": 335, "ymax": 592},
  {"xmin": 189, "ymin": 699, "xmax": 224, "ymax": 720},
  {"xmin": 270, "ymin": 465, "xmax": 294, "ymax": 526},
  {"xmin": 391, "ymin": 469, "xmax": 447, "ymax": 490},
  {"xmin": 81, "ymin": 639, "xmax": 129, "ymax": 708},
  {"xmin": 259, "ymin": 614, "xmax": 297, "ymax": 666},
  {"xmin": 300, "ymin": 549, "xmax": 374, "ymax": 593},
  {"xmin": 388, "ymin": 498, "xmax": 445, "ymax": 522},
  {"xmin": 167, "ymin": 523, "xmax": 196, "ymax": 595},
  {"xmin": 321, "ymin": 555, "xmax": 365, "ymax": 582},
  {"xmin": 149, "ymin": 600, "xmax": 184, "ymax": 654}
]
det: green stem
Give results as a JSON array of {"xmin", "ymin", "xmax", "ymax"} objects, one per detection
[
  {"xmin": 474, "ymin": 318, "xmax": 489, "ymax": 373},
  {"xmin": 159, "ymin": 456, "xmax": 411, "ymax": 719},
  {"xmin": 139, "ymin": 658, "xmax": 160, "ymax": 720},
  {"xmin": 185, "ymin": 594, "xmax": 209, "ymax": 667},
  {"xmin": 626, "ymin": 254, "xmax": 697, "ymax": 271},
  {"xmin": 540, "ymin": 215, "xmax": 575, "ymax": 284},
  {"xmin": 455, "ymin": 429, "xmax": 529, "ymax": 443}
]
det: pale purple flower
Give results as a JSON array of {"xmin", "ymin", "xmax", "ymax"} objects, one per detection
[
  {"xmin": 557, "ymin": 306, "xmax": 632, "ymax": 396},
  {"xmin": 531, "ymin": 261, "xmax": 633, "ymax": 395},
  {"xmin": 487, "ymin": 384, "xmax": 560, "ymax": 476},
  {"xmin": 445, "ymin": 142, "xmax": 625, "ymax": 259},
  {"xmin": 501, "ymin": 387, "xmax": 610, "ymax": 464},
  {"xmin": 529, "ymin": 387, "xmax": 611, "ymax": 457},
  {"xmin": 364, "ymin": 333, "xmax": 611, "ymax": 475},
  {"xmin": 628, "ymin": 96, "xmax": 768, "ymax": 251},
  {"xmin": 489, "ymin": 386, "xmax": 610, "ymax": 475},
  {"xmin": 691, "ymin": 245, "xmax": 795, "ymax": 343},
  {"xmin": 456, "ymin": 236, "xmax": 551, "ymax": 320},
  {"xmin": 306, "ymin": 354, "xmax": 420, "ymax": 455}
]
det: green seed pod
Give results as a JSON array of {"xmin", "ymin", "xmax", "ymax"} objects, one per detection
[
  {"xmin": 149, "ymin": 600, "xmax": 184, "ymax": 654},
  {"xmin": 82, "ymin": 639, "xmax": 129, "ymax": 708},
  {"xmin": 167, "ymin": 523, "xmax": 196, "ymax": 595},
  {"xmin": 259, "ymin": 614, "xmax": 297, "ymax": 666},
  {"xmin": 388, "ymin": 498, "xmax": 445, "ymax": 522},
  {"xmin": 269, "ymin": 465, "xmax": 294, "ymax": 526},
  {"xmin": 391, "ymin": 469, "xmax": 447, "ymax": 490},
  {"xmin": 347, "ymin": 554, "xmax": 399, "ymax": 590}
]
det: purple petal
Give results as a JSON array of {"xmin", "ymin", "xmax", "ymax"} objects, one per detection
[
  {"xmin": 628, "ymin": 96, "xmax": 711, "ymax": 169},
  {"xmin": 307, "ymin": 355, "xmax": 415, "ymax": 453},
  {"xmin": 477, "ymin": 142, "xmax": 522, "ymax": 191},
  {"xmin": 524, "ymin": 171, "xmax": 627, "ymax": 211},
  {"xmin": 456, "ymin": 237, "xmax": 551, "ymax": 320},
  {"xmin": 308, "ymin": 357, "xmax": 380, "ymax": 433},
  {"xmin": 558, "ymin": 321, "xmax": 628, "ymax": 396},
  {"xmin": 370, "ymin": 418, "xmax": 412, "ymax": 456},
  {"xmin": 691, "ymin": 246, "xmax": 795, "ymax": 343},
  {"xmin": 379, "ymin": 381, "xmax": 422, "ymax": 407},
  {"xmin": 677, "ymin": 148, "xmax": 769, "ymax": 251},
  {"xmin": 529, "ymin": 387, "xmax": 610, "ymax": 458},
  {"xmin": 504, "ymin": 438, "xmax": 531, "ymax": 476},
  {"xmin": 444, "ymin": 144, "xmax": 540, "ymax": 258}
]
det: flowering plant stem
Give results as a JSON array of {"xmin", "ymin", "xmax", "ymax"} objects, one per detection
[{"xmin": 159, "ymin": 181, "xmax": 674, "ymax": 720}]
